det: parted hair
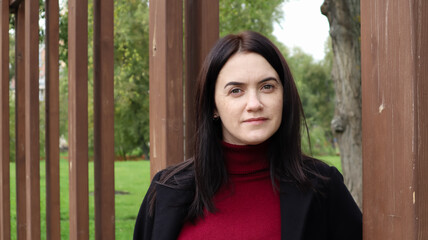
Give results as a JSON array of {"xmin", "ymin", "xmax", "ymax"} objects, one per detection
[{"xmin": 151, "ymin": 31, "xmax": 319, "ymax": 222}]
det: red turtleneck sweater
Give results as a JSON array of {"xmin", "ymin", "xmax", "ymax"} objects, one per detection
[{"xmin": 178, "ymin": 141, "xmax": 281, "ymax": 239}]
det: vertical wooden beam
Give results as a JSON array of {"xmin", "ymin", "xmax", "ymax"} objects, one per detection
[
  {"xmin": 0, "ymin": 0, "xmax": 10, "ymax": 239},
  {"xmin": 361, "ymin": 0, "xmax": 428, "ymax": 239},
  {"xmin": 45, "ymin": 0, "xmax": 61, "ymax": 239},
  {"xmin": 184, "ymin": 0, "xmax": 218, "ymax": 158},
  {"xmin": 414, "ymin": 1, "xmax": 428, "ymax": 236},
  {"xmin": 25, "ymin": 0, "xmax": 40, "ymax": 239},
  {"xmin": 68, "ymin": 0, "xmax": 89, "ymax": 239},
  {"xmin": 93, "ymin": 0, "xmax": 115, "ymax": 239},
  {"xmin": 149, "ymin": 0, "xmax": 184, "ymax": 177},
  {"xmin": 15, "ymin": 3, "xmax": 26, "ymax": 239}
]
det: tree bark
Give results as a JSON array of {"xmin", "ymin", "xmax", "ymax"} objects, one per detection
[{"xmin": 321, "ymin": 0, "xmax": 362, "ymax": 208}]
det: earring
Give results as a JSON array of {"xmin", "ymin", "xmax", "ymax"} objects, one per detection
[{"xmin": 213, "ymin": 113, "xmax": 220, "ymax": 120}]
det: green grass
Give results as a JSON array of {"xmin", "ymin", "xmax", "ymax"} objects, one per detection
[
  {"xmin": 9, "ymin": 158, "xmax": 150, "ymax": 240},
  {"xmin": 316, "ymin": 155, "xmax": 342, "ymax": 172}
]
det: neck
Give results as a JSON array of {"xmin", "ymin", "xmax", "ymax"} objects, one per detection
[{"xmin": 221, "ymin": 141, "xmax": 270, "ymax": 175}]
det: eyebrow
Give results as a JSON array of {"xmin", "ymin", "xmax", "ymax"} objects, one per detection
[{"xmin": 223, "ymin": 77, "xmax": 279, "ymax": 89}]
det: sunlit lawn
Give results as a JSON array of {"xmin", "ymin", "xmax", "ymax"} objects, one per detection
[
  {"xmin": 9, "ymin": 154, "xmax": 341, "ymax": 239},
  {"xmin": 9, "ymin": 157, "xmax": 150, "ymax": 240},
  {"xmin": 316, "ymin": 155, "xmax": 342, "ymax": 172}
]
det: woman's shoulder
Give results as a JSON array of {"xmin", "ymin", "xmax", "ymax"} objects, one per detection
[
  {"xmin": 154, "ymin": 158, "xmax": 196, "ymax": 189},
  {"xmin": 302, "ymin": 156, "xmax": 345, "ymax": 189},
  {"xmin": 303, "ymin": 156, "xmax": 336, "ymax": 174}
]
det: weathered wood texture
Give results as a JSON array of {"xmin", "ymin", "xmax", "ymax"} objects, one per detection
[
  {"xmin": 45, "ymin": 0, "xmax": 61, "ymax": 239},
  {"xmin": 361, "ymin": 0, "xmax": 428, "ymax": 239},
  {"xmin": 149, "ymin": 0, "xmax": 184, "ymax": 177},
  {"xmin": 93, "ymin": 0, "xmax": 115, "ymax": 239},
  {"xmin": 0, "ymin": 0, "xmax": 10, "ymax": 239},
  {"xmin": 184, "ymin": 0, "xmax": 219, "ymax": 159},
  {"xmin": 25, "ymin": 0, "xmax": 41, "ymax": 239},
  {"xmin": 68, "ymin": 0, "xmax": 89, "ymax": 239},
  {"xmin": 15, "ymin": 3, "xmax": 26, "ymax": 239}
]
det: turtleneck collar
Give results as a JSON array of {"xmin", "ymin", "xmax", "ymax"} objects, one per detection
[{"xmin": 221, "ymin": 141, "xmax": 270, "ymax": 175}]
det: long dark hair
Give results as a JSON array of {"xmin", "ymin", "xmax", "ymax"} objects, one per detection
[{"xmin": 152, "ymin": 31, "xmax": 318, "ymax": 222}]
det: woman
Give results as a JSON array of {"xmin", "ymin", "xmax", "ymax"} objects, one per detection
[{"xmin": 134, "ymin": 31, "xmax": 362, "ymax": 240}]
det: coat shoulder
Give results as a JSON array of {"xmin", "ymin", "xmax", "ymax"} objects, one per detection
[
  {"xmin": 303, "ymin": 156, "xmax": 337, "ymax": 175},
  {"xmin": 302, "ymin": 156, "xmax": 343, "ymax": 186},
  {"xmin": 156, "ymin": 158, "xmax": 196, "ymax": 189}
]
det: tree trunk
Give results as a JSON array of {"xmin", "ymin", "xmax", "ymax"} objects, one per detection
[{"xmin": 321, "ymin": 0, "xmax": 362, "ymax": 208}]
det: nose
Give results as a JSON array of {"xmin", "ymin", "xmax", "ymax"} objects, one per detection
[{"xmin": 246, "ymin": 92, "xmax": 263, "ymax": 112}]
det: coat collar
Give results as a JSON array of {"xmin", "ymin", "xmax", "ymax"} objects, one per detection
[{"xmin": 152, "ymin": 179, "xmax": 313, "ymax": 240}]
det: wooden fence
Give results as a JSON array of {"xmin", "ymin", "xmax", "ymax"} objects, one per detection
[
  {"xmin": 0, "ymin": 0, "xmax": 219, "ymax": 239},
  {"xmin": 1, "ymin": 0, "xmax": 117, "ymax": 239}
]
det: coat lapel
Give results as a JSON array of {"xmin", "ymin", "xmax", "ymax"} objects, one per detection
[
  {"xmin": 152, "ymin": 184, "xmax": 195, "ymax": 240},
  {"xmin": 280, "ymin": 181, "xmax": 314, "ymax": 240}
]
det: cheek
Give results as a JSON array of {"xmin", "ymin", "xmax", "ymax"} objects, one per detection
[
  {"xmin": 272, "ymin": 94, "xmax": 284, "ymax": 121},
  {"xmin": 215, "ymin": 94, "xmax": 231, "ymax": 113},
  {"xmin": 265, "ymin": 92, "xmax": 283, "ymax": 109},
  {"xmin": 277, "ymin": 100, "xmax": 283, "ymax": 114},
  {"xmin": 216, "ymin": 101, "xmax": 235, "ymax": 118}
]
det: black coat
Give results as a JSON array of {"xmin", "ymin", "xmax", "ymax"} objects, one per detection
[{"xmin": 134, "ymin": 162, "xmax": 362, "ymax": 240}]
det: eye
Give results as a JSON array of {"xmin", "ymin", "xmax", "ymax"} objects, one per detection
[
  {"xmin": 230, "ymin": 88, "xmax": 243, "ymax": 95},
  {"xmin": 261, "ymin": 84, "xmax": 275, "ymax": 92}
]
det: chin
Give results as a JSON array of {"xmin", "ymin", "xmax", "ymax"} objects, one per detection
[
  {"xmin": 242, "ymin": 132, "xmax": 275, "ymax": 145},
  {"xmin": 242, "ymin": 138, "xmax": 269, "ymax": 146}
]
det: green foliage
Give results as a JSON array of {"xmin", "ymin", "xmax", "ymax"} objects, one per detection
[
  {"xmin": 219, "ymin": 0, "xmax": 284, "ymax": 39},
  {"xmin": 40, "ymin": 102, "xmax": 46, "ymax": 158},
  {"xmin": 9, "ymin": 26, "xmax": 15, "ymax": 162},
  {"xmin": 58, "ymin": 65, "xmax": 69, "ymax": 142},
  {"xmin": 287, "ymin": 44, "xmax": 335, "ymax": 156},
  {"xmin": 59, "ymin": 3, "xmax": 69, "ymax": 64},
  {"xmin": 113, "ymin": 0, "xmax": 150, "ymax": 159},
  {"xmin": 9, "ymin": 93, "xmax": 15, "ymax": 162}
]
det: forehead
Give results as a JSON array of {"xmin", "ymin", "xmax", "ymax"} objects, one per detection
[{"xmin": 217, "ymin": 52, "xmax": 278, "ymax": 84}]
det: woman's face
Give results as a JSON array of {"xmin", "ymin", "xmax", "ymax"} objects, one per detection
[{"xmin": 214, "ymin": 52, "xmax": 283, "ymax": 145}]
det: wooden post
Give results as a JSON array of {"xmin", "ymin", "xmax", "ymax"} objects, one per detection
[
  {"xmin": 184, "ymin": 0, "xmax": 219, "ymax": 159},
  {"xmin": 15, "ymin": 3, "xmax": 27, "ymax": 239},
  {"xmin": 0, "ymin": 0, "xmax": 10, "ymax": 239},
  {"xmin": 93, "ymin": 0, "xmax": 115, "ymax": 239},
  {"xmin": 25, "ymin": 0, "xmax": 41, "ymax": 238},
  {"xmin": 68, "ymin": 0, "xmax": 89, "ymax": 239},
  {"xmin": 361, "ymin": 0, "xmax": 428, "ymax": 239},
  {"xmin": 149, "ymin": 0, "xmax": 184, "ymax": 177},
  {"xmin": 45, "ymin": 0, "xmax": 61, "ymax": 239}
]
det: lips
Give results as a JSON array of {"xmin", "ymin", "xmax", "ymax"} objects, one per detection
[{"xmin": 243, "ymin": 117, "xmax": 268, "ymax": 123}]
